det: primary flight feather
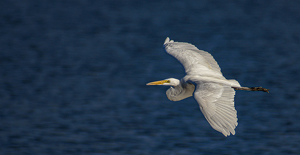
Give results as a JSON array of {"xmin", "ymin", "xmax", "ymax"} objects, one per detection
[{"xmin": 147, "ymin": 37, "xmax": 269, "ymax": 136}]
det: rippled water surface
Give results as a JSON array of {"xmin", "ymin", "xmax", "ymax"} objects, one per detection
[{"xmin": 1, "ymin": 1, "xmax": 300, "ymax": 154}]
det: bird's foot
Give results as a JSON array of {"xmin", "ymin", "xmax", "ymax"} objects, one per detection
[{"xmin": 250, "ymin": 87, "xmax": 269, "ymax": 93}]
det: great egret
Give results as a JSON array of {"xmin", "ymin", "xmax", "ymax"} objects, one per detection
[{"xmin": 147, "ymin": 37, "xmax": 269, "ymax": 136}]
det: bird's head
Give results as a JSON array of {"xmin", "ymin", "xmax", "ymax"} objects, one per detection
[{"xmin": 146, "ymin": 78, "xmax": 180, "ymax": 87}]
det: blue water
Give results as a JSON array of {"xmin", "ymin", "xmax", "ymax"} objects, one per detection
[{"xmin": 1, "ymin": 0, "xmax": 300, "ymax": 154}]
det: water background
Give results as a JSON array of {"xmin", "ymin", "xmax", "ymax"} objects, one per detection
[{"xmin": 1, "ymin": 1, "xmax": 300, "ymax": 154}]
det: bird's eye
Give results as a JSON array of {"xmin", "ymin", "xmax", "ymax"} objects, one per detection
[{"xmin": 166, "ymin": 80, "xmax": 170, "ymax": 83}]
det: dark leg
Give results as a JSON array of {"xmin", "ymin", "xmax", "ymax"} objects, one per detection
[{"xmin": 232, "ymin": 86, "xmax": 269, "ymax": 93}]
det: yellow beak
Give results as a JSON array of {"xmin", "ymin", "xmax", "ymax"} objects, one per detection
[{"xmin": 146, "ymin": 80, "xmax": 168, "ymax": 85}]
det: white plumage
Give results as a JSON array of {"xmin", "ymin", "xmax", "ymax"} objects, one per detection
[{"xmin": 147, "ymin": 37, "xmax": 268, "ymax": 136}]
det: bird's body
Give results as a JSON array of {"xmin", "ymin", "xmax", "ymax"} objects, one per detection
[{"xmin": 147, "ymin": 37, "xmax": 268, "ymax": 136}]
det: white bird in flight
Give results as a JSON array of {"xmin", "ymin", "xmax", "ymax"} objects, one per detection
[{"xmin": 147, "ymin": 37, "xmax": 269, "ymax": 136}]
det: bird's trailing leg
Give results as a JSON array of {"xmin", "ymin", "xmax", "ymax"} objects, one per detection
[{"xmin": 232, "ymin": 86, "xmax": 269, "ymax": 93}]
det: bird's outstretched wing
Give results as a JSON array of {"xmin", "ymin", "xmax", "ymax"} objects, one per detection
[
  {"xmin": 164, "ymin": 37, "xmax": 222, "ymax": 76},
  {"xmin": 193, "ymin": 82, "xmax": 238, "ymax": 136},
  {"xmin": 163, "ymin": 37, "xmax": 238, "ymax": 136}
]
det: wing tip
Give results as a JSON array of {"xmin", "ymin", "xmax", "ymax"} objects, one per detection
[
  {"xmin": 164, "ymin": 37, "xmax": 174, "ymax": 45},
  {"xmin": 221, "ymin": 127, "xmax": 236, "ymax": 137}
]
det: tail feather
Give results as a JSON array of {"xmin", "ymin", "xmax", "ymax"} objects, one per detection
[{"xmin": 228, "ymin": 79, "xmax": 241, "ymax": 87}]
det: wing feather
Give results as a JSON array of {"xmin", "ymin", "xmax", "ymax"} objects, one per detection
[
  {"xmin": 164, "ymin": 37, "xmax": 222, "ymax": 76},
  {"xmin": 193, "ymin": 83, "xmax": 238, "ymax": 136}
]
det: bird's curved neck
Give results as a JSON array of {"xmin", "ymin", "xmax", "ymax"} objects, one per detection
[{"xmin": 166, "ymin": 80, "xmax": 195, "ymax": 101}]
